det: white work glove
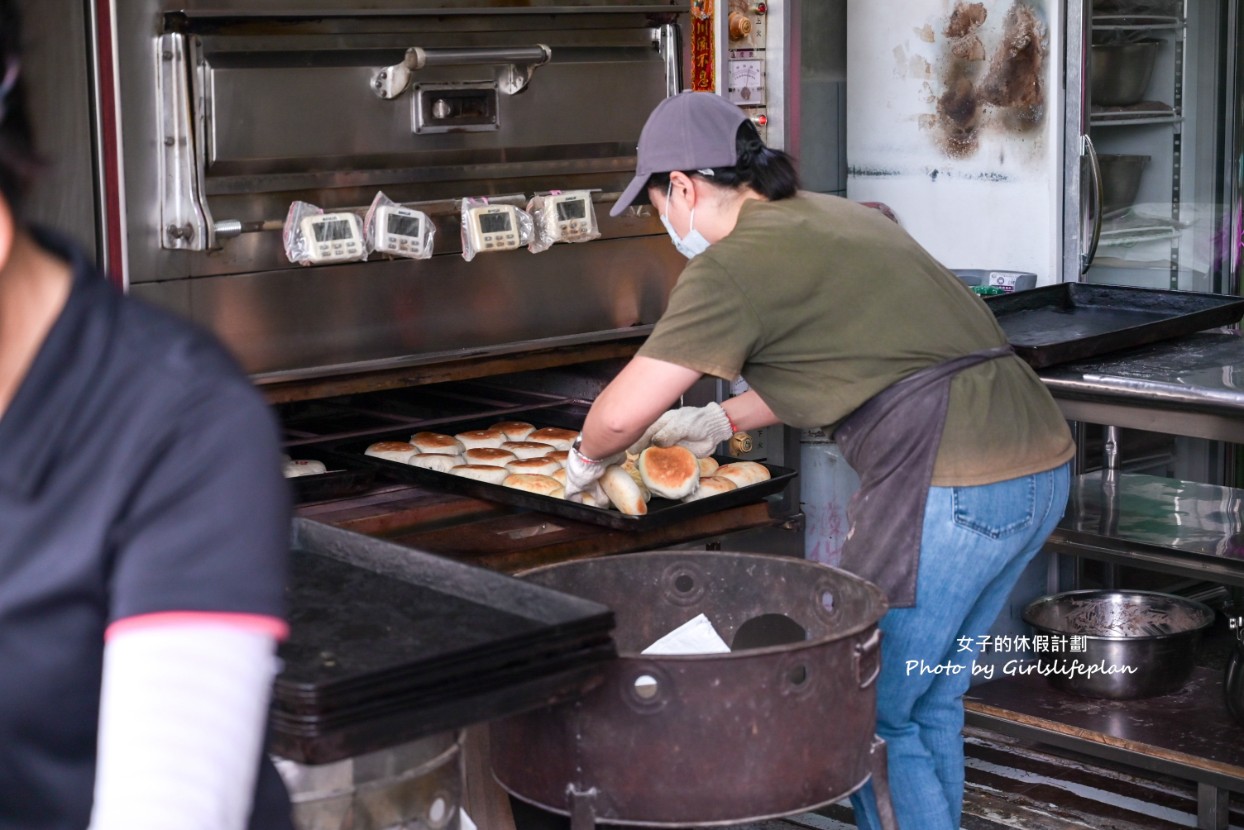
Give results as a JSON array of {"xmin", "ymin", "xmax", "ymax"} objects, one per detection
[
  {"xmin": 564, "ymin": 440, "xmax": 623, "ymax": 504},
  {"xmin": 628, "ymin": 402, "xmax": 735, "ymax": 458}
]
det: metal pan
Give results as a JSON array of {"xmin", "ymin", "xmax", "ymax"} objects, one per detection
[
  {"xmin": 325, "ymin": 441, "xmax": 795, "ymax": 531},
  {"xmin": 311, "ymin": 410, "xmax": 796, "ymax": 530},
  {"xmin": 283, "ymin": 446, "xmax": 384, "ymax": 504},
  {"xmin": 984, "ymin": 283, "xmax": 1244, "ymax": 369},
  {"xmin": 271, "ymin": 519, "xmax": 615, "ymax": 763}
]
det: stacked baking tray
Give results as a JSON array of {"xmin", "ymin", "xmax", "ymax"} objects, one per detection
[
  {"xmin": 272, "ymin": 519, "xmax": 615, "ymax": 764},
  {"xmin": 984, "ymin": 283, "xmax": 1244, "ymax": 369}
]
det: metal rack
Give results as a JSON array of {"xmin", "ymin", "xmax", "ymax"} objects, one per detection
[
  {"xmin": 964, "ymin": 331, "xmax": 1244, "ymax": 830},
  {"xmin": 1087, "ymin": 11, "xmax": 1186, "ymax": 290}
]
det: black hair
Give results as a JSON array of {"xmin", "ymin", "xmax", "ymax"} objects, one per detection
[
  {"xmin": 647, "ymin": 119, "xmax": 799, "ymax": 203},
  {"xmin": 0, "ymin": 0, "xmax": 39, "ymax": 216}
]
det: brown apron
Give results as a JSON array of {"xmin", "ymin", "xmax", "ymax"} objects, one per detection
[{"xmin": 832, "ymin": 346, "xmax": 1015, "ymax": 607}]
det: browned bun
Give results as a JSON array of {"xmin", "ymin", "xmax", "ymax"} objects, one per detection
[
  {"xmin": 714, "ymin": 461, "xmax": 771, "ymax": 488},
  {"xmin": 502, "ymin": 473, "xmax": 565, "ymax": 499},
  {"xmin": 620, "ymin": 458, "xmax": 652, "ymax": 502},
  {"xmin": 410, "ymin": 432, "xmax": 465, "ymax": 456},
  {"xmin": 697, "ymin": 456, "xmax": 720, "ymax": 477},
  {"xmin": 506, "ymin": 457, "xmax": 561, "ymax": 477},
  {"xmin": 448, "ymin": 464, "xmax": 510, "ymax": 484},
  {"xmin": 638, "ymin": 445, "xmax": 700, "ymax": 500},
  {"xmin": 365, "ymin": 441, "xmax": 417, "ymax": 463},
  {"xmin": 600, "ymin": 465, "xmax": 647, "ymax": 516},
  {"xmin": 544, "ymin": 449, "xmax": 570, "ymax": 466},
  {"xmin": 464, "ymin": 447, "xmax": 518, "ymax": 466},
  {"xmin": 527, "ymin": 427, "xmax": 579, "ymax": 450},
  {"xmin": 500, "ymin": 440, "xmax": 554, "ymax": 460},
  {"xmin": 492, "ymin": 420, "xmax": 536, "ymax": 441},
  {"xmin": 455, "ymin": 429, "xmax": 506, "ymax": 450},
  {"xmin": 551, "ymin": 468, "xmax": 567, "ymax": 486},
  {"xmin": 681, "ymin": 475, "xmax": 738, "ymax": 502}
]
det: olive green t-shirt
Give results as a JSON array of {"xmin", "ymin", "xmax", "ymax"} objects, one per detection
[{"xmin": 637, "ymin": 192, "xmax": 1074, "ymax": 486}]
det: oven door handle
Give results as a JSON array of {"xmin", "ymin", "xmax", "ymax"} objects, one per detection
[
  {"xmin": 655, "ymin": 23, "xmax": 683, "ymax": 97},
  {"xmin": 156, "ymin": 33, "xmax": 214, "ymax": 251},
  {"xmin": 372, "ymin": 45, "xmax": 552, "ymax": 99}
]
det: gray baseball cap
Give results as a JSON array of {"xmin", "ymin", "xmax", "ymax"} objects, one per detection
[{"xmin": 609, "ymin": 91, "xmax": 748, "ymax": 217}]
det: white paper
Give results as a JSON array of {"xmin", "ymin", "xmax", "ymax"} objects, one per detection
[
  {"xmin": 641, "ymin": 613, "xmax": 731, "ymax": 656},
  {"xmin": 460, "ymin": 809, "xmax": 477, "ymax": 830}
]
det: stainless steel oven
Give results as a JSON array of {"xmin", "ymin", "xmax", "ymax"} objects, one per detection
[{"xmin": 20, "ymin": 0, "xmax": 810, "ymax": 564}]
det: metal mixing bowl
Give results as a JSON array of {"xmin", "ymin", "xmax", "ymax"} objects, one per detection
[
  {"xmin": 1022, "ymin": 590, "xmax": 1214, "ymax": 699},
  {"xmin": 1098, "ymin": 154, "xmax": 1149, "ymax": 215},
  {"xmin": 1091, "ymin": 40, "xmax": 1160, "ymax": 106}
]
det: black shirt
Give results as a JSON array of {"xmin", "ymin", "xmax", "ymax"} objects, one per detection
[{"xmin": 0, "ymin": 230, "xmax": 292, "ymax": 829}]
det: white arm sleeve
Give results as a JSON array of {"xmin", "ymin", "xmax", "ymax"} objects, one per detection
[{"xmin": 87, "ymin": 623, "xmax": 280, "ymax": 830}]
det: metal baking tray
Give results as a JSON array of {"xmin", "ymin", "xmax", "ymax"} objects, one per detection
[
  {"xmin": 320, "ymin": 432, "xmax": 794, "ymax": 533},
  {"xmin": 983, "ymin": 283, "xmax": 1244, "ymax": 369},
  {"xmin": 283, "ymin": 447, "xmax": 387, "ymax": 504},
  {"xmin": 272, "ymin": 519, "xmax": 615, "ymax": 763}
]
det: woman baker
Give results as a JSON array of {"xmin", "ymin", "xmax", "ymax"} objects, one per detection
[{"xmin": 564, "ymin": 91, "xmax": 1074, "ymax": 830}]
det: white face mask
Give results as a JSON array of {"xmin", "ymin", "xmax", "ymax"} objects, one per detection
[{"xmin": 660, "ymin": 180, "xmax": 711, "ymax": 259}]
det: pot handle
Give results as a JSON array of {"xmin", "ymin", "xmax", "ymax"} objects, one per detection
[
  {"xmin": 855, "ymin": 628, "xmax": 883, "ymax": 689},
  {"xmin": 1082, "ymin": 133, "xmax": 1104, "ymax": 274}
]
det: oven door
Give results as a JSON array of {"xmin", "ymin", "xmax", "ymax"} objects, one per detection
[{"xmin": 114, "ymin": 1, "xmax": 689, "ymax": 379}]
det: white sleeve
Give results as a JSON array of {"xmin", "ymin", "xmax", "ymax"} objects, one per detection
[{"xmin": 87, "ymin": 623, "xmax": 281, "ymax": 830}]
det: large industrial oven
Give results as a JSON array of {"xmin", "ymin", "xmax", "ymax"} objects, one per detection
[{"xmin": 20, "ymin": 0, "xmax": 819, "ymax": 568}]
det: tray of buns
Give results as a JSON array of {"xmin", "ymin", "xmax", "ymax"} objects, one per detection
[{"xmin": 313, "ymin": 410, "xmax": 796, "ymax": 531}]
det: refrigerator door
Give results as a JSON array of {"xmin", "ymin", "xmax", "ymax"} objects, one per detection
[
  {"xmin": 846, "ymin": 1, "xmax": 1066, "ymax": 286},
  {"xmin": 1078, "ymin": 0, "xmax": 1238, "ymax": 293}
]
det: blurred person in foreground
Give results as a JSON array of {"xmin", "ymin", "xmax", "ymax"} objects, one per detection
[
  {"xmin": 562, "ymin": 91, "xmax": 1074, "ymax": 830},
  {"xmin": 0, "ymin": 4, "xmax": 294, "ymax": 828}
]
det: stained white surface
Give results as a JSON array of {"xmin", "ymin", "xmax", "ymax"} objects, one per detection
[{"xmin": 846, "ymin": 1, "xmax": 1064, "ymax": 285}]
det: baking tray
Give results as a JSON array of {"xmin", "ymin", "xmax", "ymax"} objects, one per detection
[
  {"xmin": 274, "ymin": 549, "xmax": 611, "ymax": 709},
  {"xmin": 272, "ymin": 519, "xmax": 615, "ymax": 763},
  {"xmin": 323, "ymin": 442, "xmax": 794, "ymax": 532},
  {"xmin": 983, "ymin": 283, "xmax": 1244, "ymax": 369},
  {"xmin": 283, "ymin": 446, "xmax": 387, "ymax": 504},
  {"xmin": 271, "ymin": 661, "xmax": 607, "ymax": 765}
]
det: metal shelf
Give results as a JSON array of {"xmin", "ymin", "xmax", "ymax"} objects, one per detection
[
  {"xmin": 1092, "ymin": 13, "xmax": 1184, "ymax": 32},
  {"xmin": 1090, "ymin": 111, "xmax": 1182, "ymax": 127},
  {"xmin": 1049, "ymin": 471, "xmax": 1244, "ymax": 588},
  {"xmin": 965, "ymin": 667, "xmax": 1244, "ymax": 829},
  {"xmin": 974, "ymin": 335, "xmax": 1244, "ymax": 830}
]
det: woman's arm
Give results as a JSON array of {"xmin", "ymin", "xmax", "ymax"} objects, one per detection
[
  {"xmin": 88, "ymin": 620, "xmax": 282, "ymax": 830},
  {"xmin": 721, "ymin": 389, "xmax": 781, "ymax": 432},
  {"xmin": 579, "ymin": 356, "xmax": 703, "ymax": 460}
]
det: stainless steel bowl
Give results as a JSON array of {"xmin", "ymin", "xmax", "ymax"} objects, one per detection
[
  {"xmin": 1022, "ymin": 590, "xmax": 1214, "ymax": 700},
  {"xmin": 1091, "ymin": 40, "xmax": 1159, "ymax": 106},
  {"xmin": 1098, "ymin": 154, "xmax": 1149, "ymax": 215}
]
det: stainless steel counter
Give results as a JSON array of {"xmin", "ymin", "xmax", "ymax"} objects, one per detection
[
  {"xmin": 1036, "ymin": 328, "xmax": 1244, "ymax": 586},
  {"xmin": 1038, "ymin": 330, "xmax": 1244, "ymax": 443}
]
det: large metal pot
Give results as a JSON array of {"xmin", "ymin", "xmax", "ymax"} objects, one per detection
[
  {"xmin": 1091, "ymin": 40, "xmax": 1160, "ymax": 106},
  {"xmin": 1023, "ymin": 590, "xmax": 1214, "ymax": 700},
  {"xmin": 1098, "ymin": 154, "xmax": 1150, "ymax": 215},
  {"xmin": 490, "ymin": 550, "xmax": 891, "ymax": 828}
]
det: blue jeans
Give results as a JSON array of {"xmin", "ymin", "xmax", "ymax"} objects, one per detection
[{"xmin": 849, "ymin": 462, "xmax": 1070, "ymax": 830}]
